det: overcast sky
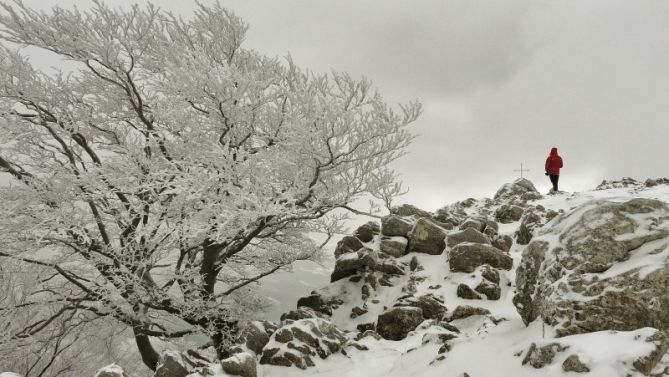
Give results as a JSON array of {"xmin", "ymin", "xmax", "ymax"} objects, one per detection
[{"xmin": 17, "ymin": 0, "xmax": 669, "ymax": 210}]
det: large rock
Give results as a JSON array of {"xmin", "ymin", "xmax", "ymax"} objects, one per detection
[
  {"xmin": 238, "ymin": 321, "xmax": 278, "ymax": 354},
  {"xmin": 495, "ymin": 204, "xmax": 525, "ymax": 224},
  {"xmin": 522, "ymin": 343, "xmax": 568, "ymax": 369},
  {"xmin": 381, "ymin": 215, "xmax": 414, "ymax": 237},
  {"xmin": 407, "ymin": 218, "xmax": 447, "ymax": 255},
  {"xmin": 330, "ymin": 249, "xmax": 404, "ymax": 282},
  {"xmin": 394, "ymin": 293, "xmax": 447, "ymax": 320},
  {"xmin": 333, "ymin": 236, "xmax": 364, "ymax": 259},
  {"xmin": 515, "ymin": 209, "xmax": 543, "ymax": 245},
  {"xmin": 376, "ymin": 307, "xmax": 425, "ymax": 340},
  {"xmin": 514, "ymin": 198, "xmax": 669, "ymax": 336},
  {"xmin": 448, "ymin": 243, "xmax": 513, "ymax": 273},
  {"xmin": 446, "ymin": 227, "xmax": 491, "ymax": 248},
  {"xmin": 260, "ymin": 318, "xmax": 346, "ymax": 369},
  {"xmin": 221, "ymin": 352, "xmax": 257, "ymax": 377},
  {"xmin": 379, "ymin": 236, "xmax": 408, "ymax": 257},
  {"xmin": 355, "ymin": 222, "xmax": 380, "ymax": 242}
]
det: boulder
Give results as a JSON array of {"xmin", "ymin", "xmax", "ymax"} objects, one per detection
[
  {"xmin": 491, "ymin": 234, "xmax": 513, "ymax": 252},
  {"xmin": 379, "ymin": 236, "xmax": 408, "ymax": 257},
  {"xmin": 475, "ymin": 281, "xmax": 501, "ymax": 300},
  {"xmin": 522, "ymin": 343, "xmax": 568, "ymax": 369},
  {"xmin": 297, "ymin": 294, "xmax": 334, "ymax": 316},
  {"xmin": 459, "ymin": 218, "xmax": 484, "ymax": 232},
  {"xmin": 407, "ymin": 219, "xmax": 447, "ymax": 255},
  {"xmin": 645, "ymin": 178, "xmax": 669, "ymax": 187},
  {"xmin": 448, "ymin": 306, "xmax": 490, "ymax": 321},
  {"xmin": 481, "ymin": 265, "xmax": 500, "ymax": 284},
  {"xmin": 513, "ymin": 198, "xmax": 669, "ymax": 337},
  {"xmin": 446, "ymin": 227, "xmax": 491, "ymax": 248},
  {"xmin": 94, "ymin": 365, "xmax": 130, "ymax": 377},
  {"xmin": 495, "ymin": 204, "xmax": 524, "ymax": 224},
  {"xmin": 596, "ymin": 177, "xmax": 641, "ymax": 190},
  {"xmin": 381, "ymin": 215, "xmax": 414, "ymax": 237},
  {"xmin": 239, "ymin": 321, "xmax": 278, "ymax": 354},
  {"xmin": 376, "ymin": 307, "xmax": 425, "ymax": 340},
  {"xmin": 456, "ymin": 284, "xmax": 481, "ymax": 300},
  {"xmin": 482, "ymin": 220, "xmax": 499, "ymax": 237},
  {"xmin": 221, "ymin": 352, "xmax": 257, "ymax": 377},
  {"xmin": 355, "ymin": 222, "xmax": 380, "ymax": 242},
  {"xmin": 390, "ymin": 204, "xmax": 432, "ymax": 218},
  {"xmin": 449, "ymin": 243, "xmax": 513, "ymax": 273},
  {"xmin": 562, "ymin": 355, "xmax": 590, "ymax": 373},
  {"xmin": 333, "ymin": 236, "xmax": 364, "ymax": 259},
  {"xmin": 260, "ymin": 318, "xmax": 346, "ymax": 370},
  {"xmin": 394, "ymin": 294, "xmax": 447, "ymax": 320},
  {"xmin": 154, "ymin": 352, "xmax": 190, "ymax": 377}
]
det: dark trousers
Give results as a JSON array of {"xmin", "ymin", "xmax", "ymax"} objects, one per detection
[{"xmin": 549, "ymin": 175, "xmax": 559, "ymax": 191}]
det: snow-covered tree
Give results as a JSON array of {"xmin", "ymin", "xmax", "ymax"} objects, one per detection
[{"xmin": 0, "ymin": 1, "xmax": 420, "ymax": 372}]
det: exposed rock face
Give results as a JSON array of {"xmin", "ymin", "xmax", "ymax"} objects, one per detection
[
  {"xmin": 331, "ymin": 249, "xmax": 404, "ymax": 282},
  {"xmin": 154, "ymin": 352, "xmax": 190, "ymax": 377},
  {"xmin": 522, "ymin": 343, "xmax": 568, "ymax": 369},
  {"xmin": 381, "ymin": 215, "xmax": 414, "ymax": 237},
  {"xmin": 632, "ymin": 330, "xmax": 669, "ymax": 375},
  {"xmin": 495, "ymin": 204, "xmax": 524, "ymax": 224},
  {"xmin": 376, "ymin": 307, "xmax": 425, "ymax": 340},
  {"xmin": 514, "ymin": 198, "xmax": 669, "ymax": 336},
  {"xmin": 221, "ymin": 352, "xmax": 257, "ymax": 377},
  {"xmin": 446, "ymin": 227, "xmax": 490, "ymax": 248},
  {"xmin": 333, "ymin": 236, "xmax": 364, "ymax": 259},
  {"xmin": 355, "ymin": 222, "xmax": 380, "ymax": 242},
  {"xmin": 407, "ymin": 219, "xmax": 447, "ymax": 255},
  {"xmin": 94, "ymin": 365, "xmax": 130, "ymax": 377},
  {"xmin": 562, "ymin": 355, "xmax": 590, "ymax": 373},
  {"xmin": 379, "ymin": 236, "xmax": 408, "ymax": 257},
  {"xmin": 260, "ymin": 318, "xmax": 346, "ymax": 369},
  {"xmin": 449, "ymin": 243, "xmax": 513, "ymax": 273}
]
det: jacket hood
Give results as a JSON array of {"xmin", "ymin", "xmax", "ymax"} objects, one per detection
[{"xmin": 550, "ymin": 147, "xmax": 558, "ymax": 156}]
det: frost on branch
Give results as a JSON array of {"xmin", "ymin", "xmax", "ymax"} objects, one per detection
[{"xmin": 0, "ymin": 0, "xmax": 420, "ymax": 373}]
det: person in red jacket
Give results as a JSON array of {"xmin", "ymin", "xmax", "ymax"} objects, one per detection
[{"xmin": 545, "ymin": 147, "xmax": 563, "ymax": 192}]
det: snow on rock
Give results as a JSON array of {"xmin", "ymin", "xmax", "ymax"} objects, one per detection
[
  {"xmin": 514, "ymin": 198, "xmax": 669, "ymax": 338},
  {"xmin": 259, "ymin": 318, "xmax": 347, "ymax": 369},
  {"xmin": 94, "ymin": 364, "xmax": 130, "ymax": 377},
  {"xmin": 0, "ymin": 373, "xmax": 23, "ymax": 377}
]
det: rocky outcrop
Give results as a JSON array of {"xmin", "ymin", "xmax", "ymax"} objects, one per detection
[
  {"xmin": 376, "ymin": 307, "xmax": 425, "ymax": 340},
  {"xmin": 515, "ymin": 209, "xmax": 543, "ymax": 245},
  {"xmin": 154, "ymin": 352, "xmax": 190, "ymax": 377},
  {"xmin": 449, "ymin": 243, "xmax": 513, "ymax": 273},
  {"xmin": 394, "ymin": 294, "xmax": 447, "ymax": 320},
  {"xmin": 260, "ymin": 318, "xmax": 346, "ymax": 369},
  {"xmin": 456, "ymin": 284, "xmax": 481, "ymax": 300},
  {"xmin": 407, "ymin": 219, "xmax": 447, "ymax": 255},
  {"xmin": 514, "ymin": 198, "xmax": 669, "ymax": 336},
  {"xmin": 645, "ymin": 178, "xmax": 669, "ymax": 187},
  {"xmin": 596, "ymin": 177, "xmax": 641, "ymax": 190},
  {"xmin": 448, "ymin": 306, "xmax": 490, "ymax": 321},
  {"xmin": 494, "ymin": 178, "xmax": 542, "ymax": 203}
]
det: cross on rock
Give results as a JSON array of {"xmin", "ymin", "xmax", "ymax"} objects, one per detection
[{"xmin": 514, "ymin": 163, "xmax": 530, "ymax": 179}]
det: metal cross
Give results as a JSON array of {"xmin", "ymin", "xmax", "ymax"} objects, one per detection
[{"xmin": 514, "ymin": 163, "xmax": 530, "ymax": 179}]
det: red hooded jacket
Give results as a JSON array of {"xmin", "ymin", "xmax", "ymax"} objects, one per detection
[{"xmin": 545, "ymin": 148, "xmax": 563, "ymax": 175}]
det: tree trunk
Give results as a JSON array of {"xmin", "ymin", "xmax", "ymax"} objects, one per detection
[{"xmin": 133, "ymin": 327, "xmax": 160, "ymax": 371}]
